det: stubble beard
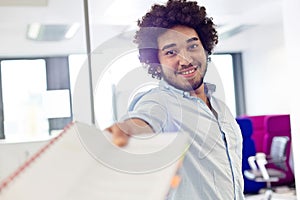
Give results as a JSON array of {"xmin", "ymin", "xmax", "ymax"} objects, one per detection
[{"xmin": 162, "ymin": 65, "xmax": 207, "ymax": 92}]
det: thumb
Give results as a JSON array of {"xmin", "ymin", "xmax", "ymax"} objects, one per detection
[{"xmin": 105, "ymin": 124, "xmax": 129, "ymax": 147}]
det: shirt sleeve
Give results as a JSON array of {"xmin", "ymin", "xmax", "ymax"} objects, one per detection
[{"xmin": 120, "ymin": 91, "xmax": 168, "ymax": 133}]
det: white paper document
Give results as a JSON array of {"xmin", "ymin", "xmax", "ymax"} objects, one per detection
[{"xmin": 0, "ymin": 121, "xmax": 189, "ymax": 200}]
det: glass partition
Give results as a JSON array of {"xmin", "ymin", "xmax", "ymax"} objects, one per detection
[{"xmin": 0, "ymin": 0, "xmax": 87, "ymax": 141}]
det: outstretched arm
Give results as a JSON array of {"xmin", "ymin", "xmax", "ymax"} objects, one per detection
[{"xmin": 105, "ymin": 118, "xmax": 154, "ymax": 146}]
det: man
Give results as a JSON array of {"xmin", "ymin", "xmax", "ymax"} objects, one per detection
[{"xmin": 106, "ymin": 0, "xmax": 245, "ymax": 199}]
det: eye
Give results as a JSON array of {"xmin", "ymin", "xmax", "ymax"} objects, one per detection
[
  {"xmin": 188, "ymin": 44, "xmax": 199, "ymax": 51},
  {"xmin": 165, "ymin": 49, "xmax": 177, "ymax": 56}
]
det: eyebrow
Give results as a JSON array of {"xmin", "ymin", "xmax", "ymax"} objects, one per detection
[
  {"xmin": 186, "ymin": 37, "xmax": 199, "ymax": 43},
  {"xmin": 162, "ymin": 43, "xmax": 176, "ymax": 51},
  {"xmin": 161, "ymin": 37, "xmax": 199, "ymax": 51}
]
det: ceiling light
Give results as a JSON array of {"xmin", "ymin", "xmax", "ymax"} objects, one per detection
[
  {"xmin": 26, "ymin": 23, "xmax": 80, "ymax": 41},
  {"xmin": 27, "ymin": 23, "xmax": 41, "ymax": 39},
  {"xmin": 218, "ymin": 24, "xmax": 254, "ymax": 40},
  {"xmin": 64, "ymin": 23, "xmax": 80, "ymax": 39}
]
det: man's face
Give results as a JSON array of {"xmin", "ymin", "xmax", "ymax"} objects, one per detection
[{"xmin": 157, "ymin": 25, "xmax": 207, "ymax": 91}]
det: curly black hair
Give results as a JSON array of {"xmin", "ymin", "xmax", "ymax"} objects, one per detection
[{"xmin": 134, "ymin": 0, "xmax": 218, "ymax": 79}]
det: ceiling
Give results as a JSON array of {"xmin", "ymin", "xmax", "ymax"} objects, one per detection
[{"xmin": 0, "ymin": 0, "xmax": 284, "ymax": 57}]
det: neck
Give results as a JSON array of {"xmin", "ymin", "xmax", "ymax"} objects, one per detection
[
  {"xmin": 190, "ymin": 83, "xmax": 215, "ymax": 114},
  {"xmin": 190, "ymin": 84, "xmax": 208, "ymax": 104}
]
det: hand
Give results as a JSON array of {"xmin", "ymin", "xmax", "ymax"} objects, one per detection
[
  {"xmin": 105, "ymin": 122, "xmax": 130, "ymax": 147},
  {"xmin": 105, "ymin": 118, "xmax": 153, "ymax": 147}
]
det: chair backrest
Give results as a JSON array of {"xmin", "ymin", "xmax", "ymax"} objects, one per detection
[
  {"xmin": 236, "ymin": 118, "xmax": 266, "ymax": 193},
  {"xmin": 239, "ymin": 115, "xmax": 266, "ymax": 152},
  {"xmin": 266, "ymin": 115, "xmax": 294, "ymax": 185},
  {"xmin": 269, "ymin": 136, "xmax": 289, "ymax": 170},
  {"xmin": 264, "ymin": 115, "xmax": 291, "ymax": 154}
]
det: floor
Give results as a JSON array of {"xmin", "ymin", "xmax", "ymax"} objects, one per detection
[{"xmin": 245, "ymin": 186, "xmax": 297, "ymax": 200}]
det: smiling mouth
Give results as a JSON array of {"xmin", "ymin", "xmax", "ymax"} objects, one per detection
[{"xmin": 176, "ymin": 66, "xmax": 199, "ymax": 75}]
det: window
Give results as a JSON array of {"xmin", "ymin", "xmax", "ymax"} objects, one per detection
[
  {"xmin": 0, "ymin": 53, "xmax": 243, "ymax": 141},
  {"xmin": 0, "ymin": 57, "xmax": 73, "ymax": 141},
  {"xmin": 1, "ymin": 59, "xmax": 48, "ymax": 140},
  {"xmin": 210, "ymin": 54, "xmax": 237, "ymax": 116},
  {"xmin": 69, "ymin": 52, "xmax": 242, "ymax": 130}
]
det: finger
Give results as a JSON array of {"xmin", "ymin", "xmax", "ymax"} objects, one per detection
[
  {"xmin": 106, "ymin": 124, "xmax": 130, "ymax": 147},
  {"xmin": 112, "ymin": 130, "xmax": 129, "ymax": 147}
]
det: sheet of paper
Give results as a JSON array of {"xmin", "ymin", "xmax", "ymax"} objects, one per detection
[{"xmin": 0, "ymin": 121, "xmax": 189, "ymax": 200}]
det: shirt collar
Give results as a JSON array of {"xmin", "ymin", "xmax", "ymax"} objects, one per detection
[{"xmin": 159, "ymin": 80, "xmax": 216, "ymax": 98}]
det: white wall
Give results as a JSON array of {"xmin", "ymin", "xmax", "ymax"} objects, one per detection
[
  {"xmin": 242, "ymin": 23, "xmax": 289, "ymax": 116},
  {"xmin": 282, "ymin": 0, "xmax": 300, "ymax": 194},
  {"xmin": 241, "ymin": 2, "xmax": 300, "ymax": 193}
]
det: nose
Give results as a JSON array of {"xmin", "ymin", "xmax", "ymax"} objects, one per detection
[{"xmin": 178, "ymin": 50, "xmax": 193, "ymax": 66}]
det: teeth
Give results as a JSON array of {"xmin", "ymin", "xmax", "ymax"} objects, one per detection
[{"xmin": 181, "ymin": 69, "xmax": 195, "ymax": 75}]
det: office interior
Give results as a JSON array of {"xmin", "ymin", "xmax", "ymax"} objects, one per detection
[{"xmin": 0, "ymin": 0, "xmax": 299, "ymax": 199}]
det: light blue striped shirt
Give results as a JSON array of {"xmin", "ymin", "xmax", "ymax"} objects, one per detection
[{"xmin": 121, "ymin": 80, "xmax": 245, "ymax": 200}]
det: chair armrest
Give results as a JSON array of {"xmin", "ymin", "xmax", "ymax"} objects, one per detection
[
  {"xmin": 255, "ymin": 153, "xmax": 270, "ymax": 180},
  {"xmin": 248, "ymin": 156, "xmax": 258, "ymax": 170}
]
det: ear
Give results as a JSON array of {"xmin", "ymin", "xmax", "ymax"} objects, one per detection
[
  {"xmin": 157, "ymin": 65, "xmax": 162, "ymax": 73},
  {"xmin": 207, "ymin": 56, "xmax": 211, "ymax": 62},
  {"xmin": 154, "ymin": 65, "xmax": 163, "ymax": 80},
  {"xmin": 205, "ymin": 51, "xmax": 211, "ymax": 63}
]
